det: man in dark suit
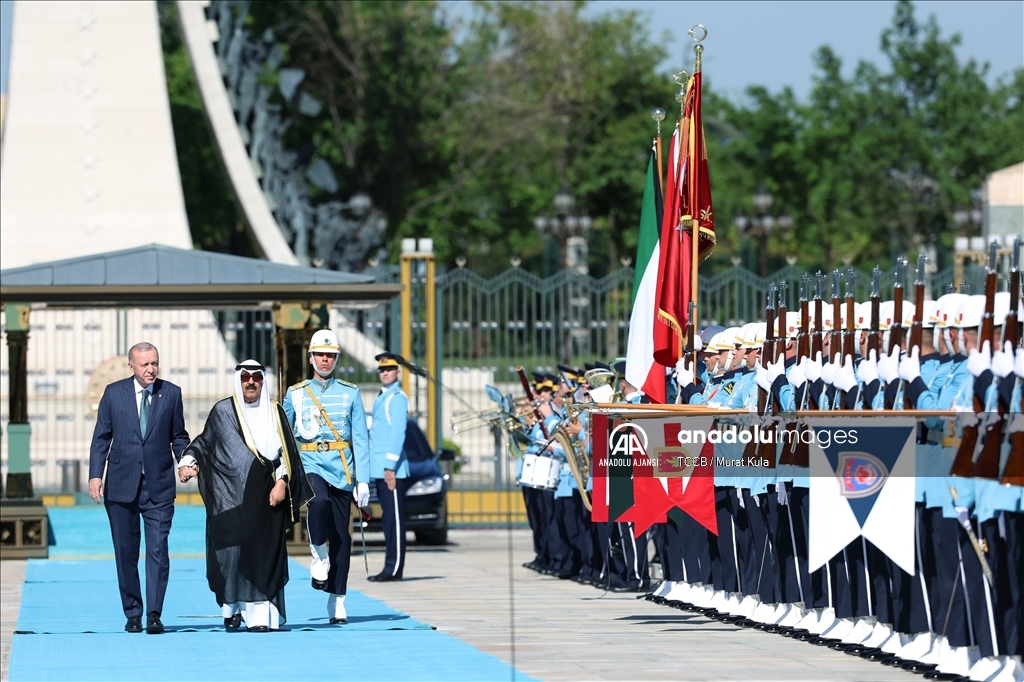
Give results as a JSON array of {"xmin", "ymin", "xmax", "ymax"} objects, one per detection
[{"xmin": 88, "ymin": 342, "xmax": 190, "ymax": 634}]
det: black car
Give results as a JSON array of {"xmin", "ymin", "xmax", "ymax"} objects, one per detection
[{"xmin": 358, "ymin": 418, "xmax": 449, "ymax": 545}]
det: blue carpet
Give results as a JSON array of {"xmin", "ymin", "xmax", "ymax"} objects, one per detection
[
  {"xmin": 18, "ymin": 559, "xmax": 428, "ymax": 634},
  {"xmin": 47, "ymin": 506, "xmax": 207, "ymax": 558},
  {"xmin": 13, "ymin": 510, "xmax": 534, "ymax": 681}
]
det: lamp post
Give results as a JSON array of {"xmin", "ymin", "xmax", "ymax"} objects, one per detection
[
  {"xmin": 734, "ymin": 185, "xmax": 793, "ymax": 276},
  {"xmin": 534, "ymin": 190, "xmax": 593, "ymax": 274}
]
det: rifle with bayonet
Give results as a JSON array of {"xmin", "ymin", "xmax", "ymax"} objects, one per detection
[
  {"xmin": 838, "ymin": 269, "xmax": 857, "ymax": 407},
  {"xmin": 781, "ymin": 276, "xmax": 811, "ymax": 465},
  {"xmin": 686, "ymin": 300, "xmax": 700, "ymax": 386},
  {"xmin": 890, "ymin": 256, "xmax": 906, "ymax": 353},
  {"xmin": 972, "ymin": 240, "xmax": 1013, "ymax": 479},
  {"xmin": 745, "ymin": 285, "xmax": 776, "ymax": 459},
  {"xmin": 808, "ymin": 271, "xmax": 825, "ymax": 410},
  {"xmin": 868, "ymin": 266, "xmax": 882, "ymax": 359},
  {"xmin": 755, "ymin": 282, "xmax": 786, "ymax": 467},
  {"xmin": 950, "ymin": 241, "xmax": 998, "ymax": 478},
  {"xmin": 904, "ymin": 254, "xmax": 927, "ymax": 409},
  {"xmin": 831, "ymin": 270, "xmax": 842, "ymax": 367},
  {"xmin": 1000, "ymin": 236, "xmax": 1023, "ymax": 486}
]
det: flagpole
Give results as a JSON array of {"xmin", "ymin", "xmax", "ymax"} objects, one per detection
[
  {"xmin": 651, "ymin": 108, "xmax": 666, "ymax": 200},
  {"xmin": 689, "ymin": 26, "xmax": 706, "ymax": 373}
]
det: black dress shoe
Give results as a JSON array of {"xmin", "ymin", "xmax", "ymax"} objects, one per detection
[
  {"xmin": 224, "ymin": 614, "xmax": 241, "ymax": 631},
  {"xmin": 879, "ymin": 656, "xmax": 903, "ymax": 666},
  {"xmin": 368, "ymin": 572, "xmax": 402, "ymax": 582},
  {"xmin": 146, "ymin": 612, "xmax": 164, "ymax": 635},
  {"xmin": 329, "ymin": 617, "xmax": 348, "ymax": 625},
  {"xmin": 311, "ymin": 577, "xmax": 329, "ymax": 591},
  {"xmin": 247, "ymin": 625, "xmax": 269, "ymax": 633},
  {"xmin": 125, "ymin": 616, "xmax": 143, "ymax": 633},
  {"xmin": 860, "ymin": 649, "xmax": 889, "ymax": 661},
  {"xmin": 901, "ymin": 661, "xmax": 936, "ymax": 673},
  {"xmin": 922, "ymin": 672, "xmax": 961, "ymax": 681}
]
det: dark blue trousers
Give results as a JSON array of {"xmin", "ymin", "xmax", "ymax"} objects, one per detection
[
  {"xmin": 743, "ymin": 490, "xmax": 780, "ymax": 602},
  {"xmin": 105, "ymin": 475, "xmax": 174, "ymax": 618},
  {"xmin": 306, "ymin": 474, "xmax": 353, "ymax": 595},
  {"xmin": 374, "ymin": 477, "xmax": 411, "ymax": 578},
  {"xmin": 661, "ymin": 517, "xmax": 686, "ymax": 582},
  {"xmin": 711, "ymin": 487, "xmax": 739, "ymax": 593}
]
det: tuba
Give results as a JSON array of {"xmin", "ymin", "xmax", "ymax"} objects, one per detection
[
  {"xmin": 554, "ymin": 399, "xmax": 594, "ymax": 511},
  {"xmin": 583, "ymin": 368, "xmax": 616, "ymax": 404}
]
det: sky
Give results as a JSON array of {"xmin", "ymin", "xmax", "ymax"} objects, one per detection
[{"xmin": 1, "ymin": 0, "xmax": 1022, "ymax": 100}]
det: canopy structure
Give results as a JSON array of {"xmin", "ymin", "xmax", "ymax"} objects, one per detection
[{"xmin": 0, "ymin": 244, "xmax": 401, "ymax": 308}]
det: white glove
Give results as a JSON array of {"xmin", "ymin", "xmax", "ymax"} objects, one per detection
[
  {"xmin": 1016, "ymin": 347, "xmax": 1024, "ymax": 379},
  {"xmin": 991, "ymin": 341, "xmax": 1015, "ymax": 379},
  {"xmin": 833, "ymin": 355, "xmax": 858, "ymax": 392},
  {"xmin": 958, "ymin": 410, "xmax": 980, "ymax": 429},
  {"xmin": 877, "ymin": 346, "xmax": 900, "ymax": 384},
  {"xmin": 754, "ymin": 361, "xmax": 770, "ymax": 391},
  {"xmin": 1006, "ymin": 414, "xmax": 1024, "ymax": 435},
  {"xmin": 857, "ymin": 350, "xmax": 878, "ymax": 384},
  {"xmin": 692, "ymin": 334, "xmax": 703, "ymax": 352},
  {"xmin": 820, "ymin": 358, "xmax": 836, "ymax": 385},
  {"xmin": 804, "ymin": 351, "xmax": 823, "ymax": 383},
  {"xmin": 766, "ymin": 358, "xmax": 786, "ymax": 385},
  {"xmin": 789, "ymin": 360, "xmax": 807, "ymax": 388},
  {"xmin": 954, "ymin": 506, "xmax": 971, "ymax": 531},
  {"xmin": 898, "ymin": 346, "xmax": 921, "ymax": 382},
  {"xmin": 675, "ymin": 358, "xmax": 694, "ymax": 388},
  {"xmin": 355, "ymin": 482, "xmax": 370, "ymax": 508},
  {"xmin": 966, "ymin": 341, "xmax": 992, "ymax": 378}
]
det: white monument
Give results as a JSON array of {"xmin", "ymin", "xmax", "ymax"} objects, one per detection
[{"xmin": 0, "ymin": 0, "xmax": 193, "ymax": 269}]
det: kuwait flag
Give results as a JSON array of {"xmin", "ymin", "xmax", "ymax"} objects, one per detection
[{"xmin": 624, "ymin": 146, "xmax": 665, "ymax": 402}]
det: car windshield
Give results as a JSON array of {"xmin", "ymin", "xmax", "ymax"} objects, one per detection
[{"xmin": 402, "ymin": 419, "xmax": 435, "ymax": 463}]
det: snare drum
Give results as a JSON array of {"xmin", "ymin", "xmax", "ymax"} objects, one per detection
[
  {"xmin": 520, "ymin": 454, "xmax": 559, "ymax": 490},
  {"xmin": 518, "ymin": 453, "xmax": 538, "ymax": 486}
]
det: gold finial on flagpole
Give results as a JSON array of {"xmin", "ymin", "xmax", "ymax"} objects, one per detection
[
  {"xmin": 672, "ymin": 70, "xmax": 688, "ymax": 118},
  {"xmin": 651, "ymin": 107, "xmax": 667, "ymax": 194},
  {"xmin": 651, "ymin": 107, "xmax": 666, "ymax": 139},
  {"xmin": 688, "ymin": 24, "xmax": 707, "ymax": 73}
]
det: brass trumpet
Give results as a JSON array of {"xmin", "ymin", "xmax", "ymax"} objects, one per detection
[{"xmin": 450, "ymin": 410, "xmax": 502, "ymax": 434}]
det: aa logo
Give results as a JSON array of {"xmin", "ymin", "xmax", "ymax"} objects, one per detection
[{"xmin": 610, "ymin": 422, "xmax": 648, "ymax": 459}]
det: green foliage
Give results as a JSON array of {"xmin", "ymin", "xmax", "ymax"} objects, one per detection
[
  {"xmin": 442, "ymin": 438, "xmax": 463, "ymax": 473},
  {"xmin": 157, "ymin": 2, "xmax": 250, "ymax": 255},
  {"xmin": 707, "ymin": 0, "xmax": 1023, "ymax": 274},
  {"xmin": 159, "ymin": 0, "xmax": 1022, "ymax": 276}
]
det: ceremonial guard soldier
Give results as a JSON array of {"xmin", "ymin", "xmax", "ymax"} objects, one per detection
[
  {"xmin": 282, "ymin": 329, "xmax": 370, "ymax": 625},
  {"xmin": 368, "ymin": 352, "xmax": 411, "ymax": 582}
]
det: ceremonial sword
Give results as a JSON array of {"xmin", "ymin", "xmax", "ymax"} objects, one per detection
[{"xmin": 358, "ymin": 506, "xmax": 371, "ymax": 578}]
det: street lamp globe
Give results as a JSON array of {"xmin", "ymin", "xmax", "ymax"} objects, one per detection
[
  {"xmin": 734, "ymin": 214, "xmax": 749, "ymax": 233},
  {"xmin": 534, "ymin": 215, "xmax": 550, "ymax": 235},
  {"xmin": 554, "ymin": 190, "xmax": 575, "ymax": 214},
  {"xmin": 752, "ymin": 185, "xmax": 774, "ymax": 214},
  {"xmin": 777, "ymin": 213, "xmax": 794, "ymax": 232}
]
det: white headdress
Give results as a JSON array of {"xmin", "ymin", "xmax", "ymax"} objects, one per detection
[{"xmin": 234, "ymin": 360, "xmax": 281, "ymax": 461}]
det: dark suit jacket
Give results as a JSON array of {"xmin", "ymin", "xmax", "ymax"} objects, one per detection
[{"xmin": 89, "ymin": 377, "xmax": 190, "ymax": 504}]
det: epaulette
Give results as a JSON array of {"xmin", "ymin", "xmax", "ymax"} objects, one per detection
[
  {"xmin": 288, "ymin": 379, "xmax": 311, "ymax": 391},
  {"xmin": 336, "ymin": 378, "xmax": 358, "ymax": 389}
]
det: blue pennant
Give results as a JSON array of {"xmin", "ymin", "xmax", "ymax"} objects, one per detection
[{"xmin": 818, "ymin": 426, "xmax": 914, "ymax": 527}]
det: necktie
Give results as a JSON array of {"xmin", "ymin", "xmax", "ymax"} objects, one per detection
[{"xmin": 140, "ymin": 391, "xmax": 151, "ymax": 436}]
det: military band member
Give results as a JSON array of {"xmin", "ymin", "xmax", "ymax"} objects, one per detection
[{"xmin": 282, "ymin": 329, "xmax": 370, "ymax": 625}]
